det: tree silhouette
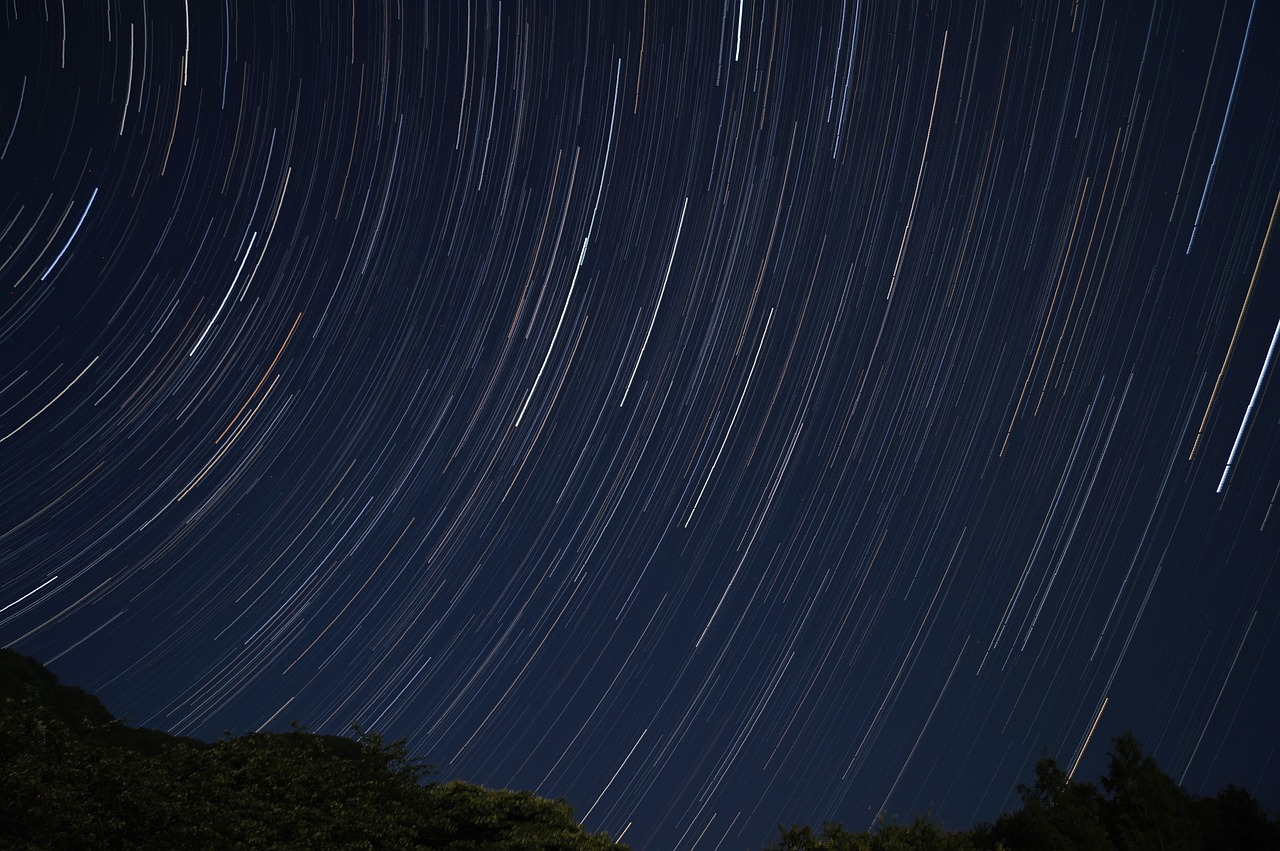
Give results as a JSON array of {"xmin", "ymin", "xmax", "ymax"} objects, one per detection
[
  {"xmin": 767, "ymin": 732, "xmax": 1278, "ymax": 851},
  {"xmin": 0, "ymin": 649, "xmax": 628, "ymax": 850}
]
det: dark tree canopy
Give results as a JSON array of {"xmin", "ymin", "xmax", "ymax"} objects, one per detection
[
  {"xmin": 0, "ymin": 649, "xmax": 626, "ymax": 851},
  {"xmin": 766, "ymin": 732, "xmax": 1278, "ymax": 851}
]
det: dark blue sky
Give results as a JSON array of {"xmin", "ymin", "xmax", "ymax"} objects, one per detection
[{"xmin": 3, "ymin": 2, "xmax": 1279, "ymax": 848}]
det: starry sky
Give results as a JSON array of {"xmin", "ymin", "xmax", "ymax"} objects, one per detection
[{"xmin": 3, "ymin": 1, "xmax": 1279, "ymax": 848}]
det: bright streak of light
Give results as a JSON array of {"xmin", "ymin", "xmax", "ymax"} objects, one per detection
[
  {"xmin": 621, "ymin": 197, "xmax": 688, "ymax": 406},
  {"xmin": 1217, "ymin": 314, "xmax": 1280, "ymax": 493},
  {"xmin": 583, "ymin": 728, "xmax": 647, "ymax": 821},
  {"xmin": 0, "ymin": 575, "xmax": 59, "ymax": 615},
  {"xmin": 1186, "ymin": 0, "xmax": 1256, "ymax": 253},
  {"xmin": 0, "ymin": 357, "xmax": 99, "ymax": 444},
  {"xmin": 1180, "ymin": 611, "xmax": 1256, "ymax": 784},
  {"xmin": 1189, "ymin": 187, "xmax": 1280, "ymax": 460},
  {"xmin": 1068, "ymin": 696, "xmax": 1108, "ymax": 780},
  {"xmin": 41, "ymin": 187, "xmax": 99, "ymax": 280}
]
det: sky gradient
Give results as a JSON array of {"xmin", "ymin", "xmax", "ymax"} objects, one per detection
[{"xmin": 3, "ymin": 2, "xmax": 1279, "ymax": 849}]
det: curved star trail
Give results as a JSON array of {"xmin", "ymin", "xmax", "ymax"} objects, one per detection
[{"xmin": 3, "ymin": 2, "xmax": 1279, "ymax": 848}]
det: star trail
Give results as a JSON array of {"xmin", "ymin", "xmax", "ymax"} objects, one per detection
[{"xmin": 3, "ymin": 2, "xmax": 1279, "ymax": 848}]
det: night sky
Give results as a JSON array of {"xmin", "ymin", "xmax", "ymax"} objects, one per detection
[{"xmin": 3, "ymin": 1, "xmax": 1280, "ymax": 848}]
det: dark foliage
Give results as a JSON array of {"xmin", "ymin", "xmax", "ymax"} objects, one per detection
[
  {"xmin": 0, "ymin": 649, "xmax": 627, "ymax": 850},
  {"xmin": 767, "ymin": 733, "xmax": 1279, "ymax": 851},
  {"xmin": 0, "ymin": 647, "xmax": 206, "ymax": 756}
]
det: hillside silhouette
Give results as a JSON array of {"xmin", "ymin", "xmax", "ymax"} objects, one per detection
[{"xmin": 0, "ymin": 648, "xmax": 627, "ymax": 850}]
